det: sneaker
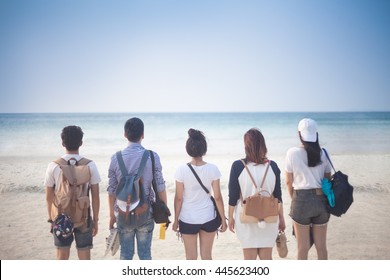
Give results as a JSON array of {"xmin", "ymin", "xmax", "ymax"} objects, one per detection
[
  {"xmin": 276, "ymin": 231, "xmax": 288, "ymax": 258},
  {"xmin": 105, "ymin": 228, "xmax": 120, "ymax": 256}
]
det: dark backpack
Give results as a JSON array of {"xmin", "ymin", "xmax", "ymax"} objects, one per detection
[
  {"xmin": 115, "ymin": 150, "xmax": 149, "ymax": 217},
  {"xmin": 149, "ymin": 150, "xmax": 171, "ymax": 225},
  {"xmin": 323, "ymin": 149, "xmax": 354, "ymax": 217}
]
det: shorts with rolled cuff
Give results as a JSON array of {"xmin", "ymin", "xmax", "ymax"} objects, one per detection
[
  {"xmin": 53, "ymin": 217, "xmax": 93, "ymax": 250},
  {"xmin": 289, "ymin": 189, "xmax": 330, "ymax": 226}
]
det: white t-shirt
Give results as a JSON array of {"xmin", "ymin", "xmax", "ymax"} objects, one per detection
[
  {"xmin": 285, "ymin": 147, "xmax": 332, "ymax": 190},
  {"xmin": 174, "ymin": 163, "xmax": 221, "ymax": 224},
  {"xmin": 44, "ymin": 154, "xmax": 101, "ymax": 191}
]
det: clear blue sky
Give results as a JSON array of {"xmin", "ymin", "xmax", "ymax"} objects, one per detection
[{"xmin": 1, "ymin": 0, "xmax": 389, "ymax": 113}]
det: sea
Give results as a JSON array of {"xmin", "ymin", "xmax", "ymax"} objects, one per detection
[
  {"xmin": 1, "ymin": 112, "xmax": 389, "ymax": 158},
  {"xmin": 0, "ymin": 112, "xmax": 389, "ymax": 192}
]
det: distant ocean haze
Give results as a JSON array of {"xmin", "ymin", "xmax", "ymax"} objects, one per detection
[{"xmin": 1, "ymin": 112, "xmax": 389, "ymax": 158}]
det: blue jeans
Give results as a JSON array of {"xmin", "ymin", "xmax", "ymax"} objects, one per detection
[{"xmin": 117, "ymin": 208, "xmax": 155, "ymax": 260}]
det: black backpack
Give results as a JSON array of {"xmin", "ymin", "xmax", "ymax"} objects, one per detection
[{"xmin": 323, "ymin": 149, "xmax": 354, "ymax": 217}]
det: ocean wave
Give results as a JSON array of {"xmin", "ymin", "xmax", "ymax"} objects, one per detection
[
  {"xmin": 353, "ymin": 183, "xmax": 389, "ymax": 193},
  {"xmin": 0, "ymin": 183, "xmax": 45, "ymax": 194}
]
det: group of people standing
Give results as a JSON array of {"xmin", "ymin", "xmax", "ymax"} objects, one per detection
[{"xmin": 44, "ymin": 117, "xmax": 332, "ymax": 260}]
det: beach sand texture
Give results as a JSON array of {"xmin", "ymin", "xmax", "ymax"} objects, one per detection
[{"xmin": 0, "ymin": 154, "xmax": 389, "ymax": 260}]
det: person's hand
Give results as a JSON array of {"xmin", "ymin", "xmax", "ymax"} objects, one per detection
[
  {"xmin": 278, "ymin": 216, "xmax": 286, "ymax": 232},
  {"xmin": 109, "ymin": 215, "xmax": 116, "ymax": 230},
  {"xmin": 219, "ymin": 220, "xmax": 228, "ymax": 233},
  {"xmin": 49, "ymin": 220, "xmax": 53, "ymax": 234},
  {"xmin": 228, "ymin": 217, "xmax": 235, "ymax": 233},
  {"xmin": 172, "ymin": 220, "xmax": 179, "ymax": 232},
  {"xmin": 92, "ymin": 221, "xmax": 98, "ymax": 237}
]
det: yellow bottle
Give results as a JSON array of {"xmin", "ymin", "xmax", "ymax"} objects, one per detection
[{"xmin": 159, "ymin": 223, "xmax": 166, "ymax": 240}]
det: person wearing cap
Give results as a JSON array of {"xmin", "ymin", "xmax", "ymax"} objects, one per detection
[
  {"xmin": 285, "ymin": 118, "xmax": 332, "ymax": 260},
  {"xmin": 107, "ymin": 117, "xmax": 167, "ymax": 260}
]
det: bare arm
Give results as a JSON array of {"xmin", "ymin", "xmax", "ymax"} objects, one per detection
[
  {"xmin": 172, "ymin": 181, "xmax": 184, "ymax": 232},
  {"xmin": 211, "ymin": 179, "xmax": 227, "ymax": 232},
  {"xmin": 157, "ymin": 189, "xmax": 167, "ymax": 205},
  {"xmin": 285, "ymin": 171, "xmax": 294, "ymax": 199},
  {"xmin": 45, "ymin": 186, "xmax": 54, "ymax": 220},
  {"xmin": 278, "ymin": 203, "xmax": 286, "ymax": 232},
  {"xmin": 228, "ymin": 205, "xmax": 235, "ymax": 233},
  {"xmin": 45, "ymin": 186, "xmax": 55, "ymax": 233},
  {"xmin": 108, "ymin": 194, "xmax": 116, "ymax": 229},
  {"xmin": 90, "ymin": 184, "xmax": 100, "ymax": 236}
]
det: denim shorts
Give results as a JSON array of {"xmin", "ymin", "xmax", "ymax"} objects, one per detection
[
  {"xmin": 289, "ymin": 189, "xmax": 330, "ymax": 226},
  {"xmin": 179, "ymin": 216, "xmax": 220, "ymax": 234},
  {"xmin": 53, "ymin": 217, "xmax": 93, "ymax": 250}
]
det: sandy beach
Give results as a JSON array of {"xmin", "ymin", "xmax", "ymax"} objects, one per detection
[{"xmin": 1, "ymin": 153, "xmax": 390, "ymax": 260}]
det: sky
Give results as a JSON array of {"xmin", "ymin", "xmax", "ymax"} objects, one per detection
[{"xmin": 0, "ymin": 0, "xmax": 389, "ymax": 113}]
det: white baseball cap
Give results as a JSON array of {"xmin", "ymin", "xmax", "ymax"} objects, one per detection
[{"xmin": 298, "ymin": 118, "xmax": 318, "ymax": 142}]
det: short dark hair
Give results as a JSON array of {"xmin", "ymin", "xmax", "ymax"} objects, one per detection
[
  {"xmin": 186, "ymin": 128, "xmax": 207, "ymax": 157},
  {"xmin": 61, "ymin": 126, "xmax": 83, "ymax": 151},
  {"xmin": 244, "ymin": 128, "xmax": 268, "ymax": 164},
  {"xmin": 124, "ymin": 117, "xmax": 144, "ymax": 142}
]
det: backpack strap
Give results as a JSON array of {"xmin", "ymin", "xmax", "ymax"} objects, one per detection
[
  {"xmin": 116, "ymin": 151, "xmax": 128, "ymax": 177},
  {"xmin": 240, "ymin": 160, "xmax": 271, "ymax": 206},
  {"xmin": 78, "ymin": 158, "xmax": 91, "ymax": 166},
  {"xmin": 322, "ymin": 148, "xmax": 336, "ymax": 173},
  {"xmin": 187, "ymin": 163, "xmax": 210, "ymax": 195},
  {"xmin": 149, "ymin": 150, "xmax": 159, "ymax": 201},
  {"xmin": 54, "ymin": 157, "xmax": 91, "ymax": 166},
  {"xmin": 115, "ymin": 150, "xmax": 149, "ymax": 177},
  {"xmin": 137, "ymin": 150, "xmax": 150, "ymax": 177},
  {"xmin": 54, "ymin": 158, "xmax": 67, "ymax": 166}
]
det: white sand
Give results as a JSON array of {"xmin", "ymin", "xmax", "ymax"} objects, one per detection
[{"xmin": 1, "ymin": 154, "xmax": 389, "ymax": 260}]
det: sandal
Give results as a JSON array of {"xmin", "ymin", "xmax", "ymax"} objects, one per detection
[
  {"xmin": 276, "ymin": 231, "xmax": 288, "ymax": 258},
  {"xmin": 104, "ymin": 228, "xmax": 120, "ymax": 256}
]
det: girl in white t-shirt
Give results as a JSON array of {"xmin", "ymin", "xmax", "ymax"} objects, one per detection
[
  {"xmin": 173, "ymin": 129, "xmax": 227, "ymax": 260},
  {"xmin": 285, "ymin": 118, "xmax": 332, "ymax": 260}
]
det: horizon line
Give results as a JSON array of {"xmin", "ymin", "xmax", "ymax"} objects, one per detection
[{"xmin": 0, "ymin": 110, "xmax": 389, "ymax": 114}]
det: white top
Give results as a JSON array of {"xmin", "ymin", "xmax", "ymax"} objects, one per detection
[
  {"xmin": 285, "ymin": 147, "xmax": 332, "ymax": 190},
  {"xmin": 233, "ymin": 162, "xmax": 279, "ymax": 248},
  {"xmin": 174, "ymin": 163, "xmax": 221, "ymax": 224},
  {"xmin": 44, "ymin": 154, "xmax": 101, "ymax": 191}
]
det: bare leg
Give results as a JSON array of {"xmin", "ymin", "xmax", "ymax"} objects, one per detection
[
  {"xmin": 56, "ymin": 248, "xmax": 70, "ymax": 260},
  {"xmin": 293, "ymin": 222, "xmax": 311, "ymax": 260},
  {"xmin": 258, "ymin": 248, "xmax": 273, "ymax": 260},
  {"xmin": 77, "ymin": 249, "xmax": 91, "ymax": 260},
  {"xmin": 199, "ymin": 230, "xmax": 216, "ymax": 260},
  {"xmin": 243, "ymin": 248, "xmax": 258, "ymax": 260},
  {"xmin": 182, "ymin": 234, "xmax": 198, "ymax": 260},
  {"xmin": 312, "ymin": 224, "xmax": 328, "ymax": 260}
]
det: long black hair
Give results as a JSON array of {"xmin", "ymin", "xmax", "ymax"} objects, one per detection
[{"xmin": 299, "ymin": 132, "xmax": 322, "ymax": 167}]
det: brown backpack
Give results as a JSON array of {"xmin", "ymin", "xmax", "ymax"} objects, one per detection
[{"xmin": 50, "ymin": 158, "xmax": 92, "ymax": 231}]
